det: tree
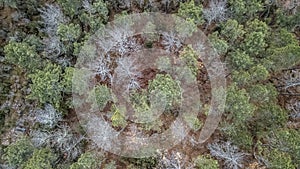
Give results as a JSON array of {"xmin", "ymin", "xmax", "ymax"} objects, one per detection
[
  {"xmin": 227, "ymin": 50, "xmax": 254, "ymax": 71},
  {"xmin": 57, "ymin": 0, "xmax": 81, "ymax": 17},
  {"xmin": 207, "ymin": 141, "xmax": 247, "ymax": 169},
  {"xmin": 225, "ymin": 84, "xmax": 255, "ymax": 124},
  {"xmin": 179, "ymin": 45, "xmax": 201, "ymax": 76},
  {"xmin": 263, "ymin": 149, "xmax": 296, "ymax": 169},
  {"xmin": 203, "ymin": 0, "xmax": 227, "ymax": 26},
  {"xmin": 148, "ymin": 74, "xmax": 182, "ymax": 110},
  {"xmin": 254, "ymin": 103, "xmax": 287, "ymax": 133},
  {"xmin": 88, "ymin": 84, "xmax": 112, "ymax": 111},
  {"xmin": 267, "ymin": 129, "xmax": 300, "ymax": 166},
  {"xmin": 177, "ymin": 0, "xmax": 204, "ymax": 25},
  {"xmin": 23, "ymin": 148, "xmax": 57, "ymax": 169},
  {"xmin": 111, "ymin": 104, "xmax": 127, "ymax": 128},
  {"xmin": 242, "ymin": 19, "xmax": 269, "ymax": 57},
  {"xmin": 57, "ymin": 23, "xmax": 81, "ymax": 42},
  {"xmin": 208, "ymin": 32, "xmax": 228, "ymax": 56},
  {"xmin": 227, "ymin": 0, "xmax": 264, "ymax": 21},
  {"xmin": 220, "ymin": 19, "xmax": 245, "ymax": 44},
  {"xmin": 80, "ymin": 0, "xmax": 108, "ymax": 33},
  {"xmin": 194, "ymin": 154, "xmax": 219, "ymax": 169},
  {"xmin": 3, "ymin": 138, "xmax": 35, "ymax": 168},
  {"xmin": 247, "ymin": 83, "xmax": 278, "ymax": 105},
  {"xmin": 4, "ymin": 41, "xmax": 40, "ymax": 71},
  {"xmin": 38, "ymin": 3, "xmax": 66, "ymax": 36},
  {"xmin": 28, "ymin": 63, "xmax": 63, "ymax": 109},
  {"xmin": 69, "ymin": 152, "xmax": 98, "ymax": 169}
]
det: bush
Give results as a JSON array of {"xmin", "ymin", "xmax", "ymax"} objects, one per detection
[
  {"xmin": 69, "ymin": 152, "xmax": 98, "ymax": 169},
  {"xmin": 4, "ymin": 41, "xmax": 40, "ymax": 71},
  {"xmin": 4, "ymin": 138, "xmax": 35, "ymax": 168},
  {"xmin": 194, "ymin": 155, "xmax": 219, "ymax": 169},
  {"xmin": 88, "ymin": 84, "xmax": 112, "ymax": 111},
  {"xmin": 177, "ymin": 0, "xmax": 204, "ymax": 25},
  {"xmin": 23, "ymin": 148, "xmax": 57, "ymax": 169},
  {"xmin": 28, "ymin": 63, "xmax": 63, "ymax": 109},
  {"xmin": 148, "ymin": 74, "xmax": 182, "ymax": 110}
]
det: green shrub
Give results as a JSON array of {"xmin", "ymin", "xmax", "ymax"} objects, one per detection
[
  {"xmin": 177, "ymin": 0, "xmax": 204, "ymax": 25},
  {"xmin": 4, "ymin": 138, "xmax": 35, "ymax": 167},
  {"xmin": 4, "ymin": 41, "xmax": 40, "ymax": 71},
  {"xmin": 148, "ymin": 74, "xmax": 182, "ymax": 110},
  {"xmin": 194, "ymin": 155, "xmax": 219, "ymax": 169},
  {"xmin": 23, "ymin": 148, "xmax": 56, "ymax": 169}
]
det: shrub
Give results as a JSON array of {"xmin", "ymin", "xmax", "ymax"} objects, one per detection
[
  {"xmin": 178, "ymin": 0, "xmax": 204, "ymax": 25},
  {"xmin": 4, "ymin": 41, "xmax": 40, "ymax": 71},
  {"xmin": 69, "ymin": 152, "xmax": 98, "ymax": 169},
  {"xmin": 4, "ymin": 138, "xmax": 35, "ymax": 167},
  {"xmin": 23, "ymin": 148, "xmax": 57, "ymax": 169},
  {"xmin": 28, "ymin": 63, "xmax": 63, "ymax": 109},
  {"xmin": 148, "ymin": 74, "xmax": 182, "ymax": 110},
  {"xmin": 88, "ymin": 84, "xmax": 112, "ymax": 111},
  {"xmin": 194, "ymin": 155, "xmax": 219, "ymax": 169}
]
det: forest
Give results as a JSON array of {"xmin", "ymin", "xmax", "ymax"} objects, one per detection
[{"xmin": 0, "ymin": 0, "xmax": 300, "ymax": 168}]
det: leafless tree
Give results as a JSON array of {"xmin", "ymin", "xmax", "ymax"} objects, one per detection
[
  {"xmin": 208, "ymin": 141, "xmax": 247, "ymax": 169},
  {"xmin": 32, "ymin": 104, "xmax": 62, "ymax": 129},
  {"xmin": 283, "ymin": 69, "xmax": 300, "ymax": 90},
  {"xmin": 161, "ymin": 32, "xmax": 182, "ymax": 53},
  {"xmin": 156, "ymin": 150, "xmax": 193, "ymax": 169},
  {"xmin": 38, "ymin": 4, "xmax": 66, "ymax": 36},
  {"xmin": 203, "ymin": 0, "xmax": 227, "ymax": 26},
  {"xmin": 115, "ymin": 57, "xmax": 141, "ymax": 90}
]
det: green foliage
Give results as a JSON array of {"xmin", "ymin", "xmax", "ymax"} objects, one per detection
[
  {"xmin": 264, "ymin": 44, "xmax": 300, "ymax": 72},
  {"xmin": 111, "ymin": 105, "xmax": 127, "ymax": 128},
  {"xmin": 222, "ymin": 124, "xmax": 253, "ymax": 150},
  {"xmin": 57, "ymin": 23, "xmax": 81, "ymax": 42},
  {"xmin": 275, "ymin": 9, "xmax": 300, "ymax": 30},
  {"xmin": 125, "ymin": 156, "xmax": 157, "ymax": 169},
  {"xmin": 183, "ymin": 114, "xmax": 202, "ymax": 131},
  {"xmin": 242, "ymin": 31, "xmax": 267, "ymax": 56},
  {"xmin": 231, "ymin": 70, "xmax": 251, "ymax": 86},
  {"xmin": 69, "ymin": 152, "xmax": 98, "ymax": 169},
  {"xmin": 61, "ymin": 67, "xmax": 74, "ymax": 93},
  {"xmin": 103, "ymin": 161, "xmax": 116, "ymax": 169},
  {"xmin": 249, "ymin": 64, "xmax": 269, "ymax": 82},
  {"xmin": 4, "ymin": 138, "xmax": 35, "ymax": 167},
  {"xmin": 209, "ymin": 32, "xmax": 228, "ymax": 56},
  {"xmin": 228, "ymin": 0, "xmax": 264, "ymax": 21},
  {"xmin": 177, "ymin": 0, "xmax": 204, "ymax": 25},
  {"xmin": 28, "ymin": 63, "xmax": 63, "ymax": 109},
  {"xmin": 247, "ymin": 83, "xmax": 278, "ymax": 104},
  {"xmin": 175, "ymin": 17, "xmax": 197, "ymax": 38},
  {"xmin": 268, "ymin": 28, "xmax": 298, "ymax": 48},
  {"xmin": 265, "ymin": 149, "xmax": 296, "ymax": 169},
  {"xmin": 227, "ymin": 50, "xmax": 254, "ymax": 70},
  {"xmin": 79, "ymin": 0, "xmax": 108, "ymax": 33},
  {"xmin": 148, "ymin": 74, "xmax": 182, "ymax": 110},
  {"xmin": 57, "ymin": 0, "xmax": 81, "ymax": 17},
  {"xmin": 23, "ymin": 148, "xmax": 56, "ymax": 169},
  {"xmin": 4, "ymin": 41, "xmax": 40, "ymax": 71},
  {"xmin": 268, "ymin": 129, "xmax": 300, "ymax": 166},
  {"xmin": 225, "ymin": 84, "xmax": 255, "ymax": 124},
  {"xmin": 88, "ymin": 85, "xmax": 112, "ymax": 111},
  {"xmin": 179, "ymin": 45, "xmax": 200, "ymax": 76},
  {"xmin": 254, "ymin": 104, "xmax": 287, "ymax": 133},
  {"xmin": 242, "ymin": 19, "xmax": 269, "ymax": 57},
  {"xmin": 220, "ymin": 19, "xmax": 245, "ymax": 44},
  {"xmin": 194, "ymin": 155, "xmax": 219, "ymax": 169}
]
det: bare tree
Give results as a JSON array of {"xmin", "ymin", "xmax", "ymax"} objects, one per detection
[
  {"xmin": 115, "ymin": 57, "xmax": 141, "ymax": 90},
  {"xmin": 203, "ymin": 0, "xmax": 227, "ymax": 26},
  {"xmin": 207, "ymin": 141, "xmax": 247, "ymax": 169},
  {"xmin": 156, "ymin": 150, "xmax": 193, "ymax": 169},
  {"xmin": 161, "ymin": 32, "xmax": 182, "ymax": 53},
  {"xmin": 32, "ymin": 104, "xmax": 62, "ymax": 129},
  {"xmin": 38, "ymin": 4, "xmax": 66, "ymax": 36}
]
